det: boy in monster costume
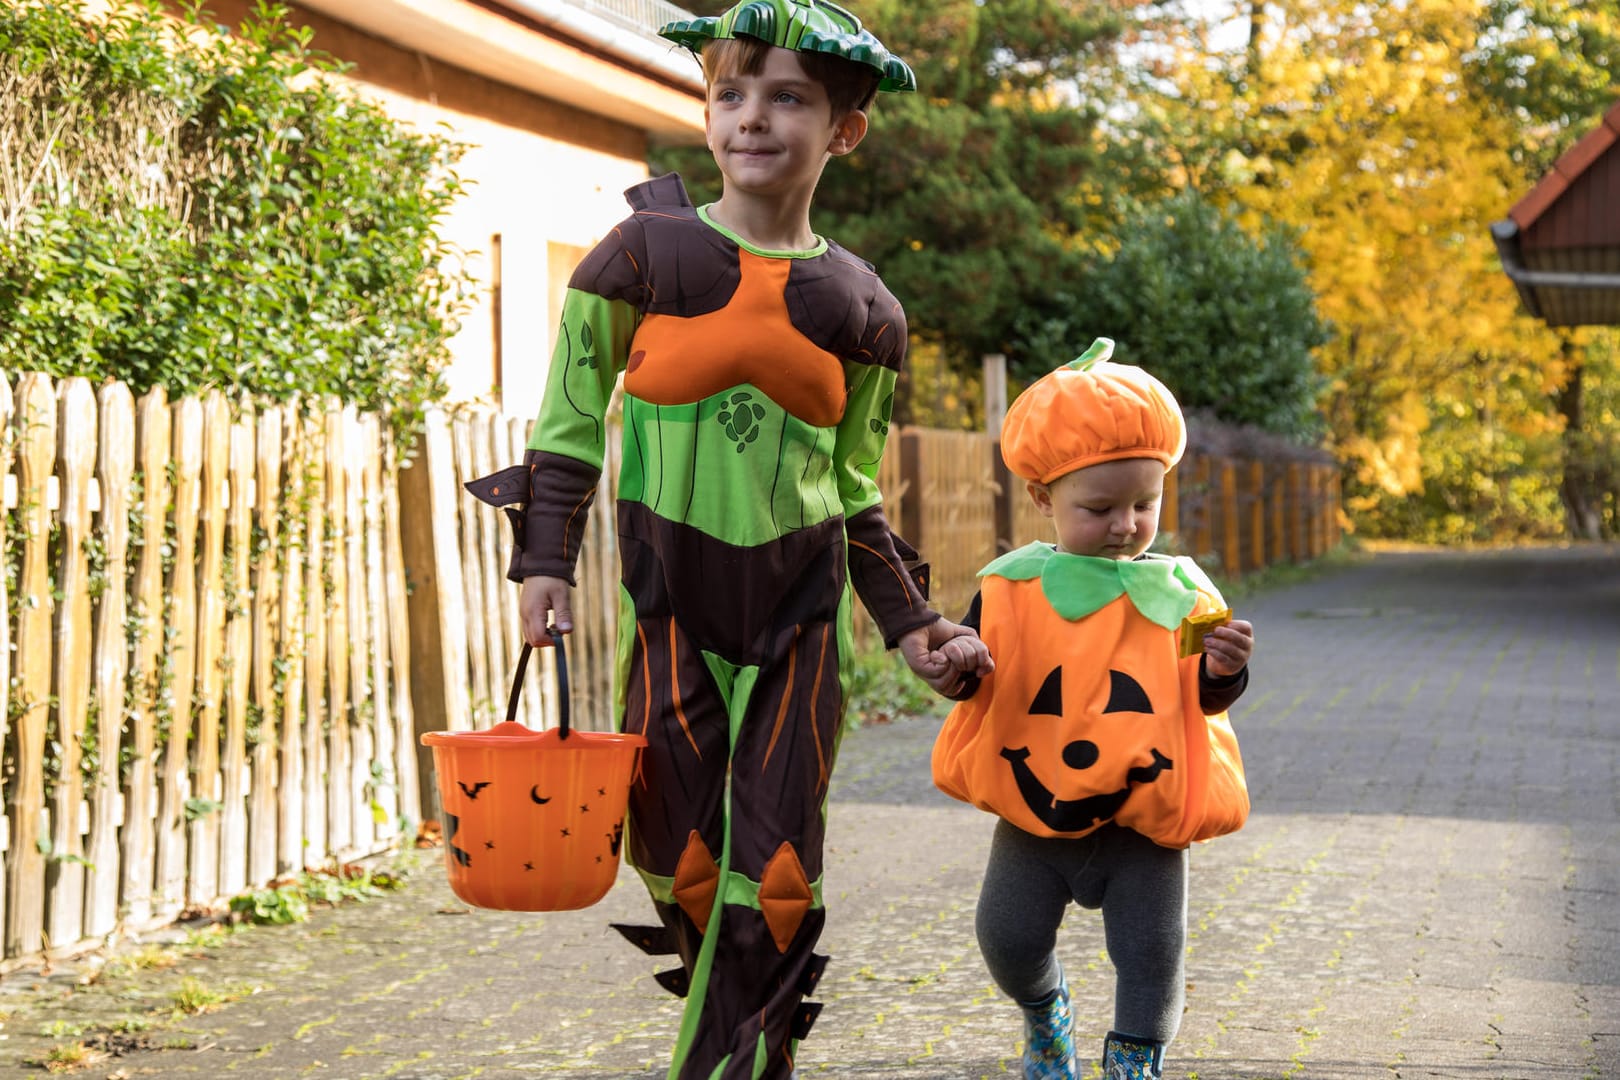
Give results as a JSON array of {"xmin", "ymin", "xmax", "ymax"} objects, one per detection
[
  {"xmin": 930, "ymin": 340, "xmax": 1254, "ymax": 1080},
  {"xmin": 470, "ymin": 3, "xmax": 991, "ymax": 1078}
]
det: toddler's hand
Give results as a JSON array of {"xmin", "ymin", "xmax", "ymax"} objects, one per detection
[
  {"xmin": 1202, "ymin": 619, "xmax": 1254, "ymax": 678},
  {"xmin": 898, "ymin": 618, "xmax": 993, "ymax": 696}
]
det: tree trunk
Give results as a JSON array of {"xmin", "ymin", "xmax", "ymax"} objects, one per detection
[{"xmin": 1555, "ymin": 336, "xmax": 1602, "ymax": 540}]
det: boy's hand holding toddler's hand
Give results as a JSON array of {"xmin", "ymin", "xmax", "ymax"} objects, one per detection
[
  {"xmin": 900, "ymin": 618, "xmax": 994, "ymax": 696},
  {"xmin": 1202, "ymin": 619, "xmax": 1254, "ymax": 678}
]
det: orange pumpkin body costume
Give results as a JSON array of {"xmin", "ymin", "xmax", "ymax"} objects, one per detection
[{"xmin": 932, "ymin": 546, "xmax": 1248, "ymax": 849}]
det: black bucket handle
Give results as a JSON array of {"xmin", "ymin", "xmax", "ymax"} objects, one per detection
[{"xmin": 506, "ymin": 627, "xmax": 571, "ymax": 738}]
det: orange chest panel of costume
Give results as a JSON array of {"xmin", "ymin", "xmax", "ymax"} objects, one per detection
[
  {"xmin": 931, "ymin": 575, "xmax": 1248, "ymax": 848},
  {"xmin": 624, "ymin": 249, "xmax": 849, "ymax": 428}
]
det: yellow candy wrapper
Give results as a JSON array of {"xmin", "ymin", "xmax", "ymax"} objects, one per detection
[{"xmin": 1179, "ymin": 608, "xmax": 1233, "ymax": 658}]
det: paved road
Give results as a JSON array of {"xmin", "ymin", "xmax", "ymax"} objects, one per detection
[{"xmin": 3, "ymin": 546, "xmax": 1617, "ymax": 1079}]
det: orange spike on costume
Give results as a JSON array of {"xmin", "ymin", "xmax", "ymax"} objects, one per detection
[
  {"xmin": 673, "ymin": 831, "xmax": 720, "ymax": 933},
  {"xmin": 759, "ymin": 842, "xmax": 815, "ymax": 953}
]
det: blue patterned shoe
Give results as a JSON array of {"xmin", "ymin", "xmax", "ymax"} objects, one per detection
[
  {"xmin": 1019, "ymin": 972, "xmax": 1077, "ymax": 1079},
  {"xmin": 1102, "ymin": 1031, "xmax": 1164, "ymax": 1080}
]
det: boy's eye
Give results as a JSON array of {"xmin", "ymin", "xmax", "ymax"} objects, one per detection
[{"xmin": 773, "ymin": 91, "xmax": 801, "ymax": 104}]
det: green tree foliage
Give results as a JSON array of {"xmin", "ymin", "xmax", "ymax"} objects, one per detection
[
  {"xmin": 0, "ymin": 0, "xmax": 474, "ymax": 436},
  {"xmin": 1468, "ymin": 0, "xmax": 1620, "ymax": 175},
  {"xmin": 654, "ymin": 0, "xmax": 1157, "ymax": 420},
  {"xmin": 1014, "ymin": 189, "xmax": 1326, "ymax": 439}
]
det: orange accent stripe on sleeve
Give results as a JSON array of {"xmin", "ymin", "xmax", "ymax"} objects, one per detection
[
  {"xmin": 632, "ymin": 621, "xmax": 652, "ymax": 787},
  {"xmin": 562, "ymin": 489, "xmax": 594, "ymax": 563},
  {"xmin": 635, "ymin": 621, "xmax": 652, "ymax": 736},
  {"xmin": 847, "ymin": 539, "xmax": 918, "ymax": 610},
  {"xmin": 809, "ymin": 624, "xmax": 831, "ymax": 791},
  {"xmin": 762, "ymin": 628, "xmax": 801, "ymax": 773},
  {"xmin": 669, "ymin": 617, "xmax": 702, "ymax": 760}
]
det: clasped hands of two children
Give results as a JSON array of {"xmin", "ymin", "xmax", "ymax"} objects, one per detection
[
  {"xmin": 516, "ymin": 574, "xmax": 1255, "ymax": 696},
  {"xmin": 517, "ymin": 573, "xmax": 993, "ymax": 692}
]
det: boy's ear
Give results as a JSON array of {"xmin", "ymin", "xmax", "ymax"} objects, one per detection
[
  {"xmin": 827, "ymin": 109, "xmax": 869, "ymax": 156},
  {"xmin": 1028, "ymin": 481, "xmax": 1055, "ymax": 518}
]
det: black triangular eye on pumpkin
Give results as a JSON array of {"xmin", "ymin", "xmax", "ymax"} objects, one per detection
[
  {"xmin": 1104, "ymin": 670, "xmax": 1153, "ymax": 714},
  {"xmin": 1029, "ymin": 666, "xmax": 1063, "ymax": 716}
]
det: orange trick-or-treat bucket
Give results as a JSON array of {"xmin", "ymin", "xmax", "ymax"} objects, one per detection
[{"xmin": 421, "ymin": 630, "xmax": 646, "ymax": 911}]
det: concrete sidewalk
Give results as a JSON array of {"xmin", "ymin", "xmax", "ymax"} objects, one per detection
[{"xmin": 2, "ymin": 545, "xmax": 1617, "ymax": 1078}]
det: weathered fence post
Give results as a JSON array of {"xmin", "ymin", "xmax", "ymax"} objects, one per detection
[
  {"xmin": 157, "ymin": 397, "xmax": 203, "ymax": 916},
  {"xmin": 7, "ymin": 373, "xmax": 56, "ymax": 957},
  {"xmin": 85, "ymin": 383, "xmax": 134, "ymax": 941},
  {"xmin": 398, "ymin": 406, "xmax": 470, "ymax": 817},
  {"xmin": 1286, "ymin": 462, "xmax": 1307, "ymax": 562},
  {"xmin": 983, "ymin": 353, "xmax": 1012, "ymax": 555},
  {"xmin": 322, "ymin": 404, "xmax": 352, "ymax": 858},
  {"xmin": 1246, "ymin": 460, "xmax": 1266, "ymax": 574},
  {"xmin": 246, "ymin": 404, "xmax": 281, "ymax": 883},
  {"xmin": 0, "ymin": 377, "xmax": 13, "ymax": 945},
  {"xmin": 277, "ymin": 409, "xmax": 308, "ymax": 875},
  {"xmin": 381, "ymin": 438, "xmax": 421, "ymax": 828},
  {"xmin": 1219, "ymin": 459, "xmax": 1240, "ymax": 577},
  {"xmin": 47, "ymin": 377, "xmax": 95, "ymax": 952},
  {"xmin": 1267, "ymin": 462, "xmax": 1286, "ymax": 568},
  {"xmin": 219, "ymin": 406, "xmax": 255, "ymax": 897},
  {"xmin": 188, "ymin": 391, "xmax": 229, "ymax": 906},
  {"xmin": 121, "ymin": 388, "xmax": 170, "ymax": 928},
  {"xmin": 302, "ymin": 409, "xmax": 329, "ymax": 867}
]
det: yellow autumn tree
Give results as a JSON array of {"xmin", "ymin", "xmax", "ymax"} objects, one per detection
[{"xmin": 1143, "ymin": 0, "xmax": 1569, "ymax": 539}]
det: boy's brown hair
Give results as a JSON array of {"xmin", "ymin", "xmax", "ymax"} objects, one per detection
[{"xmin": 701, "ymin": 35, "xmax": 882, "ymax": 117}]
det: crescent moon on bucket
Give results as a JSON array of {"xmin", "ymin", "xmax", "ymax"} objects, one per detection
[{"xmin": 530, "ymin": 786, "xmax": 551, "ymax": 805}]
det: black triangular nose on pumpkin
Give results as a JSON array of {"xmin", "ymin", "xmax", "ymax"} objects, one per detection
[
  {"xmin": 1104, "ymin": 670, "xmax": 1153, "ymax": 713},
  {"xmin": 1030, "ymin": 666, "xmax": 1063, "ymax": 716}
]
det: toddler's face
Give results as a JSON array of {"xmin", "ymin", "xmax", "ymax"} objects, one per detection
[{"xmin": 1031, "ymin": 458, "xmax": 1165, "ymax": 560}]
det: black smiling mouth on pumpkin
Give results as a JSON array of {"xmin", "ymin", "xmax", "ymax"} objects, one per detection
[
  {"xmin": 1000, "ymin": 744, "xmax": 1172, "ymax": 832},
  {"xmin": 1000, "ymin": 665, "xmax": 1174, "ymax": 832}
]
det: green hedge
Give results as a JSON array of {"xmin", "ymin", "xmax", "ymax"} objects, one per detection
[{"xmin": 0, "ymin": 0, "xmax": 474, "ymax": 437}]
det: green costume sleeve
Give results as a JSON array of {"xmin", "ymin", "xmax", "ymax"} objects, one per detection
[
  {"xmin": 832, "ymin": 358, "xmax": 894, "ymax": 517},
  {"xmin": 839, "ymin": 354, "xmax": 936, "ymax": 647},
  {"xmin": 507, "ymin": 289, "xmax": 639, "ymax": 584},
  {"xmin": 528, "ymin": 289, "xmax": 638, "ymax": 464}
]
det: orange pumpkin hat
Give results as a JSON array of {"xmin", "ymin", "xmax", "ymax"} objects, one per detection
[{"xmin": 1000, "ymin": 338, "xmax": 1186, "ymax": 484}]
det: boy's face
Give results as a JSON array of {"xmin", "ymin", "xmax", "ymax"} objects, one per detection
[
  {"xmin": 1030, "ymin": 457, "xmax": 1166, "ymax": 560},
  {"xmin": 704, "ymin": 46, "xmax": 867, "ymax": 206}
]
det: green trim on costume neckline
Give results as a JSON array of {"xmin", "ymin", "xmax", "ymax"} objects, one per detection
[
  {"xmin": 698, "ymin": 205, "xmax": 828, "ymax": 258},
  {"xmin": 980, "ymin": 542, "xmax": 1201, "ymax": 629}
]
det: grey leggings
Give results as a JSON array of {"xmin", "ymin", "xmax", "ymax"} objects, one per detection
[{"xmin": 976, "ymin": 820, "xmax": 1188, "ymax": 1043}]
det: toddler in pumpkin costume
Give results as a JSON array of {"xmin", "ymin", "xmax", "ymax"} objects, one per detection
[{"xmin": 930, "ymin": 339, "xmax": 1254, "ymax": 1080}]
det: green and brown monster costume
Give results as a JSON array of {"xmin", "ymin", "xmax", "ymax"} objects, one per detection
[{"xmin": 470, "ymin": 8, "xmax": 925, "ymax": 1076}]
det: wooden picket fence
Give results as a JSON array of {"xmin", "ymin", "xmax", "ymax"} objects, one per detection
[
  {"xmin": 896, "ymin": 429, "xmax": 1342, "ymax": 622},
  {"xmin": 0, "ymin": 375, "xmax": 1340, "ymax": 967},
  {"xmin": 0, "ymin": 372, "xmax": 420, "ymax": 966}
]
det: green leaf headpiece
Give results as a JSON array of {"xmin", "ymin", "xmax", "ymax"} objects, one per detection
[{"xmin": 660, "ymin": 0, "xmax": 916, "ymax": 94}]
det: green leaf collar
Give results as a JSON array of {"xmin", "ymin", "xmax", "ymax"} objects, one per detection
[{"xmin": 982, "ymin": 543, "xmax": 1203, "ymax": 629}]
